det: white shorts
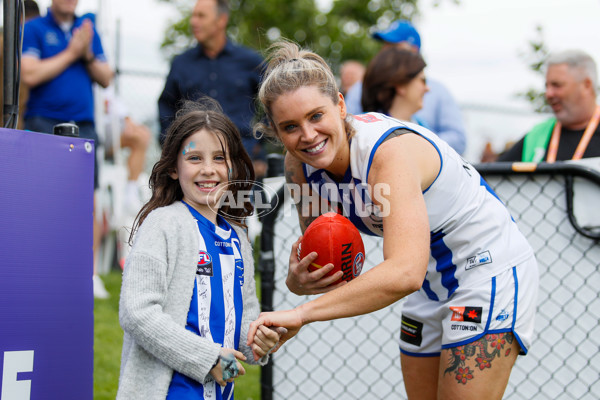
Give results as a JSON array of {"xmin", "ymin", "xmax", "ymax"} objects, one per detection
[{"xmin": 399, "ymin": 255, "xmax": 539, "ymax": 356}]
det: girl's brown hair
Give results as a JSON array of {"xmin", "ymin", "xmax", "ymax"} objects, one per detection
[{"xmin": 129, "ymin": 99, "xmax": 255, "ymax": 244}]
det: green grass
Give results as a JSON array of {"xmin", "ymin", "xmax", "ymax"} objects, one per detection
[
  {"xmin": 93, "ymin": 269, "xmax": 262, "ymax": 399},
  {"xmin": 93, "ymin": 271, "xmax": 124, "ymax": 400},
  {"xmin": 235, "ymin": 363, "xmax": 261, "ymax": 400}
]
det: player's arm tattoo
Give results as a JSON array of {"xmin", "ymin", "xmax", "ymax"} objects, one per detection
[
  {"xmin": 444, "ymin": 332, "xmax": 514, "ymax": 385},
  {"xmin": 298, "ymin": 190, "xmax": 320, "ymax": 232},
  {"xmin": 299, "ymin": 215, "xmax": 317, "ymax": 232},
  {"xmin": 285, "ymin": 159, "xmax": 320, "ymax": 233}
]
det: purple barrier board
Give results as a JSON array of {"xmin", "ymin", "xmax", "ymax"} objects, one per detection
[{"xmin": 0, "ymin": 128, "xmax": 94, "ymax": 399}]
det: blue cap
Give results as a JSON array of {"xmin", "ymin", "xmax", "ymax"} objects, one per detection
[{"xmin": 372, "ymin": 20, "xmax": 421, "ymax": 50}]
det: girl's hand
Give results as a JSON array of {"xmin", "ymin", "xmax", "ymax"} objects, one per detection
[
  {"xmin": 209, "ymin": 348, "xmax": 246, "ymax": 387},
  {"xmin": 286, "ymin": 236, "xmax": 345, "ymax": 295},
  {"xmin": 247, "ymin": 309, "xmax": 304, "ymax": 360},
  {"xmin": 250, "ymin": 325, "xmax": 288, "ymax": 360}
]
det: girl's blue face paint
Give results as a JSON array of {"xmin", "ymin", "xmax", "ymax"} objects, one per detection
[{"xmin": 182, "ymin": 141, "xmax": 196, "ymax": 155}]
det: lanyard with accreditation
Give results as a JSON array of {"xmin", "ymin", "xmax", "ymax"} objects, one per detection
[{"xmin": 546, "ymin": 104, "xmax": 600, "ymax": 163}]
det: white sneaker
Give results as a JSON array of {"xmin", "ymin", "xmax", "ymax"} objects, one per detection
[{"xmin": 93, "ymin": 274, "xmax": 110, "ymax": 299}]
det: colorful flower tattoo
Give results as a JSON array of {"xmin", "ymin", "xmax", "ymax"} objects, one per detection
[{"xmin": 445, "ymin": 332, "xmax": 514, "ymax": 385}]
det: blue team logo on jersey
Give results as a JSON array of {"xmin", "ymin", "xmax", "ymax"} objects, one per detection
[
  {"xmin": 197, "ymin": 251, "xmax": 213, "ymax": 276},
  {"xmin": 496, "ymin": 310, "xmax": 509, "ymax": 322},
  {"xmin": 353, "ymin": 252, "xmax": 365, "ymax": 277},
  {"xmin": 45, "ymin": 32, "xmax": 60, "ymax": 46}
]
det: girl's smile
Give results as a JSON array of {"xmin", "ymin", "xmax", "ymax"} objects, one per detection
[{"xmin": 170, "ymin": 129, "xmax": 229, "ymax": 223}]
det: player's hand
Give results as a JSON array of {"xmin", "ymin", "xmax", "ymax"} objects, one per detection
[
  {"xmin": 250, "ymin": 325, "xmax": 288, "ymax": 360},
  {"xmin": 209, "ymin": 348, "xmax": 246, "ymax": 387},
  {"xmin": 286, "ymin": 236, "xmax": 345, "ymax": 295},
  {"xmin": 247, "ymin": 310, "xmax": 303, "ymax": 360}
]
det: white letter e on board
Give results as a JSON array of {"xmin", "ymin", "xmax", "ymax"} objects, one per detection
[{"xmin": 1, "ymin": 351, "xmax": 34, "ymax": 400}]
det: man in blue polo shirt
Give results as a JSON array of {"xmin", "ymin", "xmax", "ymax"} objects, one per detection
[
  {"xmin": 158, "ymin": 0, "xmax": 266, "ymax": 177},
  {"xmin": 22, "ymin": 0, "xmax": 113, "ymax": 298},
  {"xmin": 22, "ymin": 0, "xmax": 112, "ymax": 178}
]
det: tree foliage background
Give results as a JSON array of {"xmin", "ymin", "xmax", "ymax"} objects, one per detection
[
  {"xmin": 158, "ymin": 0, "xmax": 554, "ymax": 113},
  {"xmin": 158, "ymin": 0, "xmax": 459, "ymax": 75},
  {"xmin": 516, "ymin": 25, "xmax": 550, "ymax": 113}
]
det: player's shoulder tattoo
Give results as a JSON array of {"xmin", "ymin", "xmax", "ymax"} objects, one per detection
[
  {"xmin": 285, "ymin": 167, "xmax": 296, "ymax": 184},
  {"xmin": 284, "ymin": 155, "xmax": 304, "ymax": 184}
]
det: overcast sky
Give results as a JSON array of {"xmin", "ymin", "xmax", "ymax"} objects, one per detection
[
  {"xmin": 27, "ymin": 0, "xmax": 600, "ymax": 159},
  {"xmin": 417, "ymin": 0, "xmax": 600, "ymax": 108},
  {"xmin": 32, "ymin": 0, "xmax": 600, "ymax": 106}
]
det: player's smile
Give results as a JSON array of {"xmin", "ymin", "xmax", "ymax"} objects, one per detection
[{"xmin": 302, "ymin": 138, "xmax": 328, "ymax": 155}]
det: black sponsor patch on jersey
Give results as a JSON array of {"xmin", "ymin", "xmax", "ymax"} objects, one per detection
[{"xmin": 400, "ymin": 315, "xmax": 423, "ymax": 347}]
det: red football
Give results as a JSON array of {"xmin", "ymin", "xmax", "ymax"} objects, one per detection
[{"xmin": 299, "ymin": 212, "xmax": 365, "ymax": 285}]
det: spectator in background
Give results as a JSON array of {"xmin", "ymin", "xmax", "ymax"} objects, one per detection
[
  {"xmin": 21, "ymin": 0, "xmax": 113, "ymax": 298},
  {"xmin": 100, "ymin": 86, "xmax": 151, "ymax": 215},
  {"xmin": 339, "ymin": 60, "xmax": 365, "ymax": 96},
  {"xmin": 158, "ymin": 0, "xmax": 266, "ymax": 177},
  {"xmin": 17, "ymin": 0, "xmax": 41, "ymax": 130},
  {"xmin": 345, "ymin": 19, "xmax": 467, "ymax": 155},
  {"xmin": 361, "ymin": 47, "xmax": 429, "ymax": 126},
  {"xmin": 0, "ymin": 0, "xmax": 40, "ymax": 129},
  {"xmin": 498, "ymin": 49, "xmax": 600, "ymax": 162}
]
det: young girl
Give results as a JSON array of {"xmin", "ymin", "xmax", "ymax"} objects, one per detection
[
  {"xmin": 117, "ymin": 100, "xmax": 280, "ymax": 399},
  {"xmin": 248, "ymin": 41, "xmax": 538, "ymax": 400}
]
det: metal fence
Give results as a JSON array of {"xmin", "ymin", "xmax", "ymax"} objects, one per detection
[{"xmin": 258, "ymin": 160, "xmax": 600, "ymax": 400}]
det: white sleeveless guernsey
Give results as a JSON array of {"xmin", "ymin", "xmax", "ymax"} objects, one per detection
[{"xmin": 303, "ymin": 113, "xmax": 533, "ymax": 302}]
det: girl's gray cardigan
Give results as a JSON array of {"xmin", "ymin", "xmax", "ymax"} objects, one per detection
[{"xmin": 117, "ymin": 201, "xmax": 267, "ymax": 399}]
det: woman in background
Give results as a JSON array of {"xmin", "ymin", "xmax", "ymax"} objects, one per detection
[{"xmin": 361, "ymin": 47, "xmax": 430, "ymax": 127}]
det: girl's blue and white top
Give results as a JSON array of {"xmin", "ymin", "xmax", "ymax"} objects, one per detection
[
  {"xmin": 167, "ymin": 202, "xmax": 244, "ymax": 400},
  {"xmin": 303, "ymin": 112, "xmax": 533, "ymax": 302}
]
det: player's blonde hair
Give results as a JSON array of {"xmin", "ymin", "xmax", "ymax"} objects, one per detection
[{"xmin": 254, "ymin": 40, "xmax": 355, "ymax": 140}]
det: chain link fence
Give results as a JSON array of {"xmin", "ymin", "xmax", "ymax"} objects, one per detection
[{"xmin": 258, "ymin": 160, "xmax": 600, "ymax": 400}]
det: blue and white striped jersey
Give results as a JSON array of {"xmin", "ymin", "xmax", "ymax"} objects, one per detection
[
  {"xmin": 167, "ymin": 202, "xmax": 244, "ymax": 400},
  {"xmin": 303, "ymin": 113, "xmax": 533, "ymax": 301}
]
